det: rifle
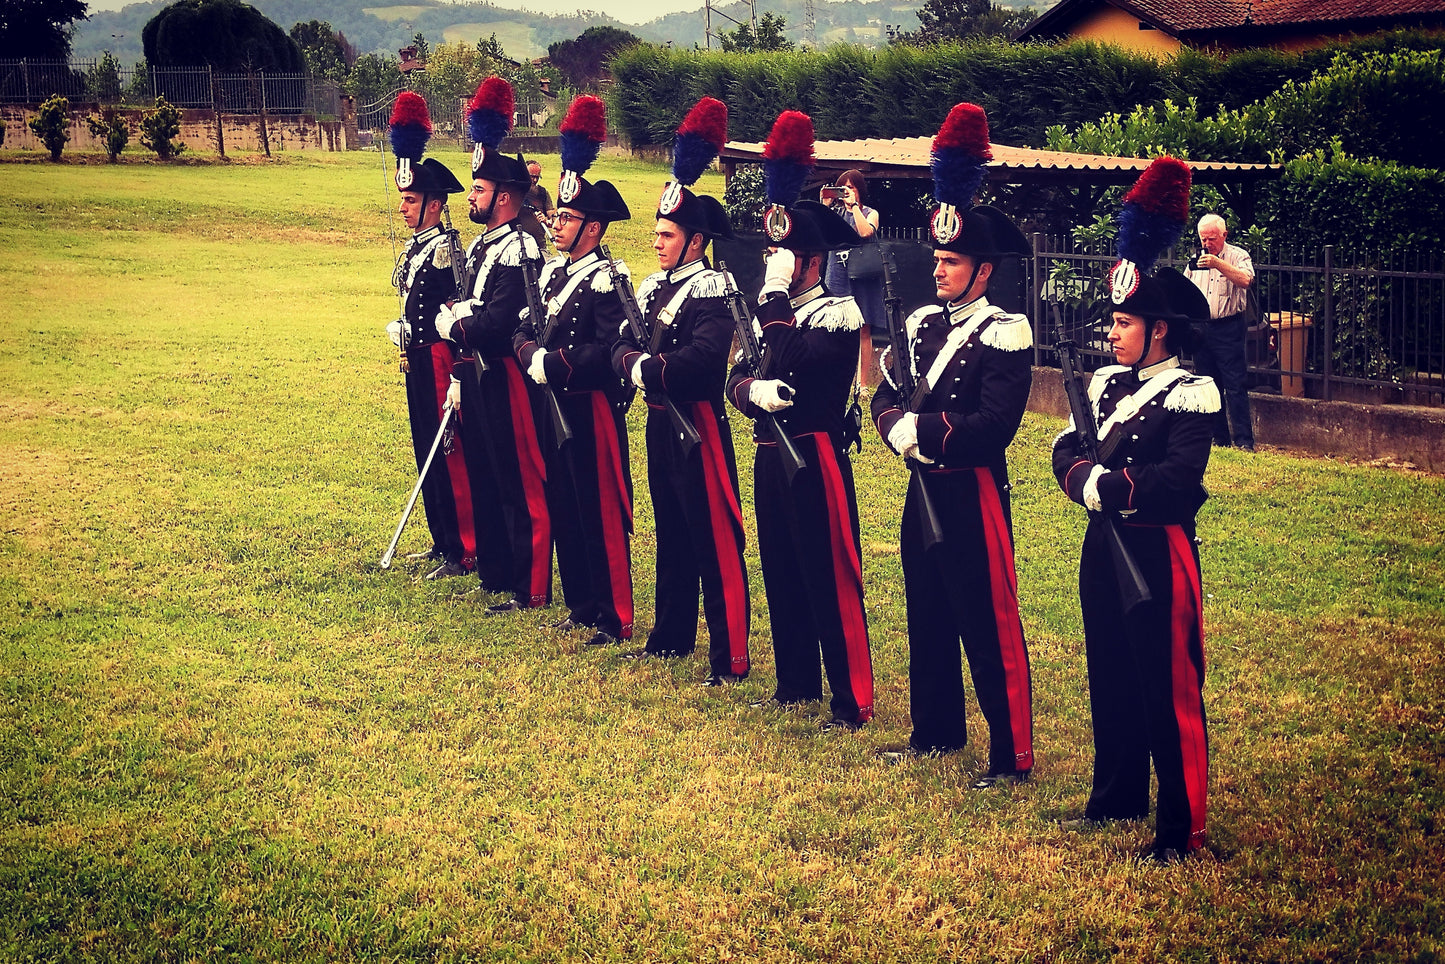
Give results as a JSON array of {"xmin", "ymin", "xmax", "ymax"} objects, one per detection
[
  {"xmin": 599, "ymin": 243, "xmax": 701, "ymax": 457},
  {"xmin": 519, "ymin": 254, "xmax": 574, "ymax": 450},
  {"xmin": 880, "ymin": 247, "xmax": 945, "ymax": 552},
  {"xmin": 440, "ymin": 204, "xmax": 488, "ymax": 374},
  {"xmin": 1052, "ymin": 305, "xmax": 1153, "ymax": 614},
  {"xmin": 718, "ymin": 261, "xmax": 806, "ymax": 486},
  {"xmin": 380, "ymin": 401, "xmax": 455, "ymax": 569}
]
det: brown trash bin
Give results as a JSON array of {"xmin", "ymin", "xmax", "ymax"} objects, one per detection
[{"xmin": 1270, "ymin": 312, "xmax": 1313, "ymax": 398}]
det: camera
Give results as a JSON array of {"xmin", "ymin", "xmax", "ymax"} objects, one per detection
[{"xmin": 819, "ymin": 186, "xmax": 846, "ymax": 204}]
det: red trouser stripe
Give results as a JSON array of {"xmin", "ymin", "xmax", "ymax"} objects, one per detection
[
  {"xmin": 811, "ymin": 434, "xmax": 873, "ymax": 722},
  {"xmin": 428, "ymin": 343, "xmax": 476, "ymax": 559},
  {"xmin": 591, "ymin": 393, "xmax": 633, "ymax": 638},
  {"xmin": 974, "ymin": 466, "xmax": 1034, "ymax": 771},
  {"xmin": 503, "ymin": 358, "xmax": 551, "ymax": 605},
  {"xmin": 1165, "ymin": 524, "xmax": 1209, "ymax": 848},
  {"xmin": 693, "ymin": 402, "xmax": 749, "ymax": 673}
]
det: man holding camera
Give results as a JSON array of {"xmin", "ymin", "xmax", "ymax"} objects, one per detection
[{"xmin": 1186, "ymin": 213, "xmax": 1256, "ymax": 451}]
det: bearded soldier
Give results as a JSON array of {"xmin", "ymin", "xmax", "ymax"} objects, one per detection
[
  {"xmin": 434, "ymin": 78, "xmax": 551, "ymax": 613},
  {"xmin": 725, "ymin": 110, "xmax": 874, "ymax": 730},
  {"xmin": 870, "ymin": 103, "xmax": 1035, "ymax": 787},
  {"xmin": 384, "ymin": 92, "xmax": 476, "ymax": 581},
  {"xmin": 513, "ymin": 96, "xmax": 636, "ymax": 648},
  {"xmin": 611, "ymin": 97, "xmax": 751, "ymax": 687}
]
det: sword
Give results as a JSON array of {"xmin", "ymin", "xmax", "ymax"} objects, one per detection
[{"xmin": 380, "ymin": 401, "xmax": 455, "ymax": 569}]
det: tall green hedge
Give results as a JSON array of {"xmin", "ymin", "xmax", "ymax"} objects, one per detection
[{"xmin": 608, "ymin": 30, "xmax": 1445, "ymax": 149}]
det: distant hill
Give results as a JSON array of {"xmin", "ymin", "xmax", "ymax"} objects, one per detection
[{"xmin": 70, "ymin": 0, "xmax": 951, "ymax": 67}]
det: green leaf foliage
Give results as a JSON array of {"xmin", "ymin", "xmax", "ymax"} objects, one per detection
[
  {"xmin": 86, "ymin": 108, "xmax": 131, "ymax": 162},
  {"xmin": 26, "ymin": 94, "xmax": 71, "ymax": 162},
  {"xmin": 142, "ymin": 0, "xmax": 305, "ymax": 72},
  {"xmin": 140, "ymin": 96, "xmax": 186, "ymax": 160}
]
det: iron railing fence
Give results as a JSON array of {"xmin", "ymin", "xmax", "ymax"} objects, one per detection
[
  {"xmin": 0, "ymin": 59, "xmax": 342, "ymax": 116},
  {"xmin": 871, "ymin": 227, "xmax": 1444, "ymax": 406}
]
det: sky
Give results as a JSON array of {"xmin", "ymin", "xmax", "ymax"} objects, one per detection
[{"xmin": 80, "ymin": 0, "xmax": 714, "ymax": 24}]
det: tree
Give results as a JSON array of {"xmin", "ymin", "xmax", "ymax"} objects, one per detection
[
  {"xmin": 347, "ymin": 52, "xmax": 401, "ymax": 106},
  {"xmin": 290, "ymin": 19, "xmax": 353, "ymax": 81},
  {"xmin": 140, "ymin": 95, "xmax": 185, "ymax": 159},
  {"xmin": 0, "ymin": 0, "xmax": 89, "ymax": 60},
  {"xmin": 142, "ymin": 0, "xmax": 303, "ymax": 71},
  {"xmin": 548, "ymin": 25, "xmax": 641, "ymax": 91},
  {"xmin": 411, "ymin": 32, "xmax": 429, "ymax": 62},
  {"xmin": 86, "ymin": 51, "xmax": 122, "ymax": 102},
  {"xmin": 86, "ymin": 107, "xmax": 129, "ymax": 161},
  {"xmin": 477, "ymin": 32, "xmax": 505, "ymax": 62},
  {"xmin": 418, "ymin": 41, "xmax": 499, "ymax": 119},
  {"xmin": 910, "ymin": 0, "xmax": 1035, "ymax": 43},
  {"xmin": 27, "ymin": 94, "xmax": 70, "ymax": 161},
  {"xmin": 719, "ymin": 12, "xmax": 793, "ymax": 53}
]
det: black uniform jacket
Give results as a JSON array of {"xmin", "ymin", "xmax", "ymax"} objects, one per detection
[
  {"xmin": 513, "ymin": 248, "xmax": 630, "ymax": 405},
  {"xmin": 611, "ymin": 258, "xmax": 734, "ymax": 405},
  {"xmin": 871, "ymin": 297, "xmax": 1034, "ymax": 469},
  {"xmin": 447, "ymin": 220, "xmax": 542, "ymax": 362},
  {"xmin": 398, "ymin": 224, "xmax": 458, "ymax": 350},
  {"xmin": 1051, "ymin": 358, "xmax": 1220, "ymax": 526},
  {"xmin": 725, "ymin": 283, "xmax": 863, "ymax": 441}
]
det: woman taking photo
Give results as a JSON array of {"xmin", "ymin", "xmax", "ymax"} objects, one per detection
[{"xmin": 823, "ymin": 170, "xmax": 886, "ymax": 389}]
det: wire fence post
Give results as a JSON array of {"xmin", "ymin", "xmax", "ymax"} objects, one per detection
[
  {"xmin": 1031, "ymin": 231, "xmax": 1045, "ymax": 367},
  {"xmin": 1322, "ymin": 244, "xmax": 1334, "ymax": 402}
]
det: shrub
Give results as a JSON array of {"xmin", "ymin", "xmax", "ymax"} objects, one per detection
[
  {"xmin": 86, "ymin": 108, "xmax": 130, "ymax": 162},
  {"xmin": 140, "ymin": 97, "xmax": 185, "ymax": 159},
  {"xmin": 27, "ymin": 94, "xmax": 71, "ymax": 161}
]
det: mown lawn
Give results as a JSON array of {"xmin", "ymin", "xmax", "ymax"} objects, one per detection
[{"xmin": 1, "ymin": 149, "xmax": 1442, "ymax": 962}]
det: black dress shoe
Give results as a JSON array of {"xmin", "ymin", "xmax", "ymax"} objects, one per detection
[
  {"xmin": 1140, "ymin": 845, "xmax": 1192, "ymax": 866},
  {"xmin": 425, "ymin": 561, "xmax": 469, "ymax": 580},
  {"xmin": 552, "ymin": 616, "xmax": 579, "ymax": 632},
  {"xmin": 971, "ymin": 769, "xmax": 1031, "ymax": 790},
  {"xmin": 700, "ymin": 673, "xmax": 744, "ymax": 687},
  {"xmin": 404, "ymin": 548, "xmax": 440, "ymax": 562},
  {"xmin": 485, "ymin": 598, "xmax": 523, "ymax": 615},
  {"xmin": 584, "ymin": 631, "xmax": 619, "ymax": 647}
]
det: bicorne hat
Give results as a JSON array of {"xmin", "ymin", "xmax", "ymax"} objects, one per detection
[
  {"xmin": 758, "ymin": 110, "xmax": 857, "ymax": 252},
  {"xmin": 554, "ymin": 95, "xmax": 630, "ymax": 223},
  {"xmin": 389, "ymin": 92, "xmax": 464, "ymax": 195},
  {"xmin": 655, "ymin": 97, "xmax": 733, "ymax": 240},
  {"xmin": 466, "ymin": 77, "xmax": 531, "ymax": 187},
  {"xmin": 927, "ymin": 103, "xmax": 1028, "ymax": 259}
]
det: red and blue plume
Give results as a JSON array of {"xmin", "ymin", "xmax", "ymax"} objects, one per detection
[
  {"xmin": 467, "ymin": 77, "xmax": 514, "ymax": 150},
  {"xmin": 560, "ymin": 95, "xmax": 607, "ymax": 176},
  {"xmin": 1116, "ymin": 156, "xmax": 1192, "ymax": 273},
  {"xmin": 671, "ymin": 97, "xmax": 727, "ymax": 187},
  {"xmin": 762, "ymin": 110, "xmax": 815, "ymax": 207},
  {"xmin": 388, "ymin": 92, "xmax": 431, "ymax": 162},
  {"xmin": 930, "ymin": 102, "xmax": 991, "ymax": 207}
]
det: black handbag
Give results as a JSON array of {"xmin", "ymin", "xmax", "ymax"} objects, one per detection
[{"xmin": 844, "ymin": 241, "xmax": 885, "ymax": 281}]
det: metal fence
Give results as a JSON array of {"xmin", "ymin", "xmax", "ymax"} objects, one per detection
[
  {"xmin": 356, "ymin": 89, "xmax": 556, "ymax": 147},
  {"xmin": 1023, "ymin": 234, "xmax": 1445, "ymax": 407},
  {"xmin": 873, "ymin": 227, "xmax": 1445, "ymax": 406},
  {"xmin": 0, "ymin": 59, "xmax": 343, "ymax": 116}
]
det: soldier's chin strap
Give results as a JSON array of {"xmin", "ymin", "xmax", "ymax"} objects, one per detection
[{"xmin": 558, "ymin": 215, "xmax": 589, "ymax": 255}]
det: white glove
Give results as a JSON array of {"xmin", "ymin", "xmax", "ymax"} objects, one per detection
[
  {"xmin": 1083, "ymin": 464, "xmax": 1108, "ymax": 512},
  {"xmin": 528, "ymin": 351, "xmax": 548, "ymax": 386},
  {"xmin": 445, "ymin": 376, "xmax": 461, "ymax": 411},
  {"xmin": 630, "ymin": 353, "xmax": 651, "ymax": 390},
  {"xmin": 748, "ymin": 378, "xmax": 794, "ymax": 413},
  {"xmin": 760, "ymin": 248, "xmax": 795, "ymax": 297},
  {"xmin": 886, "ymin": 413, "xmax": 933, "ymax": 464},
  {"xmin": 434, "ymin": 303, "xmax": 457, "ymax": 342},
  {"xmin": 386, "ymin": 319, "xmax": 410, "ymax": 348}
]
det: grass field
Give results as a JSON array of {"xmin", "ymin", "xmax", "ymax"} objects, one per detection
[{"xmin": 1, "ymin": 149, "xmax": 1443, "ymax": 962}]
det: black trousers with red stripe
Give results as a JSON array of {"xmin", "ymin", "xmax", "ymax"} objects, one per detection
[
  {"xmin": 544, "ymin": 390, "xmax": 634, "ymax": 639},
  {"xmin": 754, "ymin": 434, "xmax": 873, "ymax": 724},
  {"xmin": 404, "ymin": 342, "xmax": 475, "ymax": 567},
  {"xmin": 1079, "ymin": 518, "xmax": 1209, "ymax": 853},
  {"xmin": 460, "ymin": 356, "xmax": 551, "ymax": 607},
  {"xmin": 642, "ymin": 400, "xmax": 750, "ymax": 677},
  {"xmin": 899, "ymin": 464, "xmax": 1034, "ymax": 771}
]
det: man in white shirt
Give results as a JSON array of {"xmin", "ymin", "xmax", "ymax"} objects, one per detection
[{"xmin": 1185, "ymin": 213, "xmax": 1256, "ymax": 451}]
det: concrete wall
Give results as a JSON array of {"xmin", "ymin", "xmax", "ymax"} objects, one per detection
[
  {"xmin": 0, "ymin": 104, "xmax": 350, "ymax": 154},
  {"xmin": 1027, "ymin": 367, "xmax": 1445, "ymax": 472}
]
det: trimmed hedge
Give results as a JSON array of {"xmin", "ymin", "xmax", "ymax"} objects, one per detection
[{"xmin": 608, "ymin": 30, "xmax": 1445, "ymax": 149}]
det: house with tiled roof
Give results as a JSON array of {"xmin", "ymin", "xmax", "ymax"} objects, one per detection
[{"xmin": 1014, "ymin": 0, "xmax": 1445, "ymax": 54}]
